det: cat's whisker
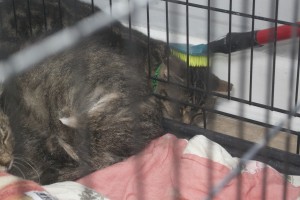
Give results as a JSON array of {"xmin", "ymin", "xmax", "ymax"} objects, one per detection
[
  {"xmin": 13, "ymin": 154, "xmax": 36, "ymax": 166},
  {"xmin": 14, "ymin": 157, "xmax": 37, "ymax": 171},
  {"xmin": 13, "ymin": 157, "xmax": 41, "ymax": 183},
  {"xmin": 8, "ymin": 159, "xmax": 14, "ymax": 171},
  {"xmin": 10, "ymin": 163, "xmax": 26, "ymax": 180}
]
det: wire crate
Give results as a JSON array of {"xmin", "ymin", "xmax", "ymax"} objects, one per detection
[{"xmin": 0, "ymin": 0, "xmax": 300, "ymax": 199}]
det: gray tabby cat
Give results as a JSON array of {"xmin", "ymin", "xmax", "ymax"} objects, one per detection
[
  {"xmin": 0, "ymin": 0, "xmax": 166, "ymax": 184},
  {"xmin": 0, "ymin": 0, "xmax": 231, "ymax": 184}
]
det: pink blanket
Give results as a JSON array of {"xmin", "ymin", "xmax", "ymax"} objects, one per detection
[
  {"xmin": 77, "ymin": 134, "xmax": 300, "ymax": 200},
  {"xmin": 0, "ymin": 134, "xmax": 299, "ymax": 199},
  {"xmin": 0, "ymin": 172, "xmax": 50, "ymax": 200}
]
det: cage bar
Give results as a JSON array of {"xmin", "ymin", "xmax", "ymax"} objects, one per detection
[{"xmin": 1, "ymin": 0, "xmax": 300, "ymax": 199}]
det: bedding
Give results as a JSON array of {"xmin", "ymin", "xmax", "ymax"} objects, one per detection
[
  {"xmin": 0, "ymin": 172, "xmax": 107, "ymax": 200},
  {"xmin": 1, "ymin": 134, "xmax": 300, "ymax": 200}
]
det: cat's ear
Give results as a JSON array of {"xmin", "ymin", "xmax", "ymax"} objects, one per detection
[
  {"xmin": 210, "ymin": 74, "xmax": 233, "ymax": 92},
  {"xmin": 59, "ymin": 116, "xmax": 78, "ymax": 129},
  {"xmin": 215, "ymin": 79, "xmax": 233, "ymax": 92},
  {"xmin": 57, "ymin": 137, "xmax": 80, "ymax": 162}
]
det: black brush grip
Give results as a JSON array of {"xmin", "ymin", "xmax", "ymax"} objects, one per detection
[{"xmin": 209, "ymin": 31, "xmax": 260, "ymax": 54}]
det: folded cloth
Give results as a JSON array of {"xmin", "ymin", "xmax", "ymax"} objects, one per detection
[
  {"xmin": 77, "ymin": 134, "xmax": 300, "ymax": 200},
  {"xmin": 77, "ymin": 134, "xmax": 188, "ymax": 199},
  {"xmin": 182, "ymin": 135, "xmax": 300, "ymax": 200},
  {"xmin": 0, "ymin": 172, "xmax": 56, "ymax": 200},
  {"xmin": 43, "ymin": 181, "xmax": 108, "ymax": 200},
  {"xmin": 1, "ymin": 134, "xmax": 299, "ymax": 199},
  {"xmin": 0, "ymin": 170, "xmax": 107, "ymax": 200}
]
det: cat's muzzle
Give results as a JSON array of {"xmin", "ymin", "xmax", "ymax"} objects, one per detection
[{"xmin": 0, "ymin": 153, "xmax": 13, "ymax": 171}]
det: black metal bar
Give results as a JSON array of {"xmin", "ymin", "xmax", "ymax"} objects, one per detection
[
  {"xmin": 58, "ymin": 0, "xmax": 63, "ymax": 28},
  {"xmin": 109, "ymin": 0, "xmax": 112, "ymax": 31},
  {"xmin": 295, "ymin": 39, "xmax": 300, "ymax": 106},
  {"xmin": 128, "ymin": 0, "xmax": 132, "ymax": 41},
  {"xmin": 42, "ymin": 0, "xmax": 47, "ymax": 31},
  {"xmin": 185, "ymin": 0, "xmax": 190, "ymax": 89},
  {"xmin": 147, "ymin": 2, "xmax": 151, "ymax": 80},
  {"xmin": 204, "ymin": 0, "xmax": 211, "ymax": 132},
  {"xmin": 203, "ymin": 108, "xmax": 207, "ymax": 129},
  {"xmin": 205, "ymin": 2, "xmax": 214, "ymax": 199},
  {"xmin": 91, "ymin": 0, "xmax": 94, "ymax": 13},
  {"xmin": 227, "ymin": 0, "xmax": 232, "ymax": 100},
  {"xmin": 12, "ymin": 0, "xmax": 17, "ymax": 35},
  {"xmin": 26, "ymin": 0, "xmax": 32, "ymax": 36},
  {"xmin": 297, "ymin": 136, "xmax": 300, "ymax": 154},
  {"xmin": 109, "ymin": 0, "xmax": 112, "ymax": 15},
  {"xmin": 165, "ymin": 0, "xmax": 170, "ymax": 82},
  {"xmin": 249, "ymin": 0, "xmax": 256, "ymax": 104},
  {"xmin": 270, "ymin": 0, "xmax": 279, "ymax": 109},
  {"xmin": 206, "ymin": 1, "xmax": 211, "ymax": 89},
  {"xmin": 283, "ymin": 130, "xmax": 292, "ymax": 199}
]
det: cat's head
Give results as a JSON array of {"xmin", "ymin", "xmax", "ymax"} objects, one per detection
[
  {"xmin": 153, "ymin": 55, "xmax": 232, "ymax": 126},
  {"xmin": 0, "ymin": 108, "xmax": 14, "ymax": 170}
]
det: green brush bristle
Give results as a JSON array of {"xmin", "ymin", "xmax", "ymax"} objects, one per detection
[{"xmin": 171, "ymin": 49, "xmax": 208, "ymax": 67}]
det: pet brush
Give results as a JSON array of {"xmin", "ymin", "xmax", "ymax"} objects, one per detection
[{"xmin": 170, "ymin": 22, "xmax": 300, "ymax": 67}]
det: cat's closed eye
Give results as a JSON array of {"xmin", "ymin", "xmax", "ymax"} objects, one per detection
[
  {"xmin": 0, "ymin": 115, "xmax": 11, "ymax": 145},
  {"xmin": 0, "ymin": 112, "xmax": 13, "ymax": 168}
]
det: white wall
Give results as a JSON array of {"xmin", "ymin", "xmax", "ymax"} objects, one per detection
[{"xmin": 84, "ymin": 0, "xmax": 300, "ymax": 130}]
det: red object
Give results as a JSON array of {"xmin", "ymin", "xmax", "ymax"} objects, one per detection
[{"xmin": 256, "ymin": 22, "xmax": 300, "ymax": 45}]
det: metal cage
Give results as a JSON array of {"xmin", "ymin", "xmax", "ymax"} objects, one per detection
[{"xmin": 1, "ymin": 0, "xmax": 300, "ymax": 199}]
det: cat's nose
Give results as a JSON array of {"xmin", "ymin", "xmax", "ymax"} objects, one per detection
[{"xmin": 0, "ymin": 153, "xmax": 12, "ymax": 170}]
